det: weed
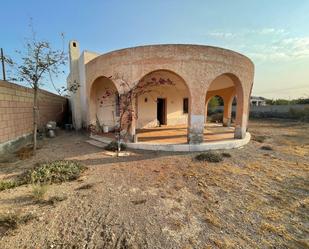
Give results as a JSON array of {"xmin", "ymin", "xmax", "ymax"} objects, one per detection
[
  {"xmin": 0, "ymin": 180, "xmax": 19, "ymax": 191},
  {"xmin": 105, "ymin": 141, "xmax": 127, "ymax": 152},
  {"xmin": 195, "ymin": 152, "xmax": 223, "ymax": 163},
  {"xmin": 22, "ymin": 160, "xmax": 86, "ymax": 184},
  {"xmin": 0, "ymin": 212, "xmax": 36, "ymax": 234},
  {"xmin": 32, "ymin": 184, "xmax": 48, "ymax": 201},
  {"xmin": 1, "ymin": 161, "xmax": 86, "ymax": 192}
]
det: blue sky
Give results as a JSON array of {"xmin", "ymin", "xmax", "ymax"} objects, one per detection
[{"xmin": 1, "ymin": 0, "xmax": 309, "ymax": 99}]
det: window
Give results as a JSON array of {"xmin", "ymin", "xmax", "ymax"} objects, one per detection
[
  {"xmin": 183, "ymin": 98, "xmax": 188, "ymax": 114},
  {"xmin": 72, "ymin": 42, "xmax": 76, "ymax": 47},
  {"xmin": 115, "ymin": 94, "xmax": 120, "ymax": 117}
]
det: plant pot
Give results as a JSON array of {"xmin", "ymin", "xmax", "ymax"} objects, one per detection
[{"xmin": 103, "ymin": 125, "xmax": 109, "ymax": 133}]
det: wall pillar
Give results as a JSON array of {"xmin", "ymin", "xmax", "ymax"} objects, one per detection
[
  {"xmin": 234, "ymin": 90, "xmax": 249, "ymax": 139},
  {"xmin": 129, "ymin": 97, "xmax": 138, "ymax": 143},
  {"xmin": 204, "ymin": 103, "xmax": 208, "ymax": 124},
  {"xmin": 188, "ymin": 92, "xmax": 205, "ymax": 144},
  {"xmin": 223, "ymin": 95, "xmax": 234, "ymax": 127}
]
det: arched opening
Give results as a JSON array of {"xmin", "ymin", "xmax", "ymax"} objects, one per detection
[
  {"xmin": 135, "ymin": 69, "xmax": 191, "ymax": 144},
  {"xmin": 206, "ymin": 95, "xmax": 224, "ymax": 124},
  {"xmin": 89, "ymin": 76, "xmax": 119, "ymax": 134},
  {"xmin": 205, "ymin": 73, "xmax": 244, "ymax": 141}
]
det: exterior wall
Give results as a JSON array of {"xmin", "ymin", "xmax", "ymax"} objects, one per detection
[
  {"xmin": 70, "ymin": 44, "xmax": 254, "ymax": 143},
  {"xmin": 137, "ymin": 86, "xmax": 188, "ymax": 128},
  {"xmin": 218, "ymin": 103, "xmax": 309, "ymax": 117},
  {"xmin": 78, "ymin": 51, "xmax": 100, "ymax": 128},
  {"xmin": 67, "ymin": 41, "xmax": 82, "ymax": 129},
  {"xmin": 67, "ymin": 41, "xmax": 99, "ymax": 129},
  {"xmin": 0, "ymin": 80, "xmax": 67, "ymax": 149},
  {"xmin": 92, "ymin": 77, "xmax": 118, "ymax": 128}
]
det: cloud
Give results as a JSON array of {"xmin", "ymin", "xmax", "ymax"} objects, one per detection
[
  {"xmin": 255, "ymin": 28, "xmax": 288, "ymax": 35},
  {"xmin": 207, "ymin": 28, "xmax": 309, "ymax": 61},
  {"xmin": 208, "ymin": 32, "xmax": 236, "ymax": 39}
]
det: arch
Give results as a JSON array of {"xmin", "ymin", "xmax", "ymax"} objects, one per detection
[
  {"xmin": 205, "ymin": 72, "xmax": 245, "ymax": 138},
  {"xmin": 205, "ymin": 95, "xmax": 224, "ymax": 123},
  {"xmin": 134, "ymin": 69, "xmax": 191, "ymax": 143},
  {"xmin": 88, "ymin": 76, "xmax": 119, "ymax": 130}
]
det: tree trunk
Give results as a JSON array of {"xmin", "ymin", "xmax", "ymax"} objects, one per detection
[{"xmin": 33, "ymin": 85, "xmax": 38, "ymax": 152}]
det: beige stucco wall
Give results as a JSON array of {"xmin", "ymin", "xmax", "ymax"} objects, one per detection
[
  {"xmin": 137, "ymin": 85, "xmax": 188, "ymax": 128},
  {"xmin": 91, "ymin": 77, "xmax": 118, "ymax": 128},
  {"xmin": 136, "ymin": 70, "xmax": 189, "ymax": 128}
]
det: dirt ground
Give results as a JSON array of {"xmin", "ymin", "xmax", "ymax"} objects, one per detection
[{"xmin": 0, "ymin": 119, "xmax": 308, "ymax": 249}]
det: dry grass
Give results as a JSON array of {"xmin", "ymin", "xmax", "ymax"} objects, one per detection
[
  {"xmin": 31, "ymin": 184, "xmax": 48, "ymax": 201},
  {"xmin": 0, "ymin": 211, "xmax": 36, "ymax": 236},
  {"xmin": 0, "ymin": 119, "xmax": 308, "ymax": 248},
  {"xmin": 15, "ymin": 146, "xmax": 34, "ymax": 160}
]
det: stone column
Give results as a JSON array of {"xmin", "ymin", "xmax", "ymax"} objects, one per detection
[
  {"xmin": 204, "ymin": 103, "xmax": 208, "ymax": 124},
  {"xmin": 223, "ymin": 95, "xmax": 233, "ymax": 127},
  {"xmin": 188, "ymin": 94, "xmax": 205, "ymax": 144},
  {"xmin": 130, "ymin": 97, "xmax": 138, "ymax": 143},
  {"xmin": 234, "ymin": 92, "xmax": 249, "ymax": 139}
]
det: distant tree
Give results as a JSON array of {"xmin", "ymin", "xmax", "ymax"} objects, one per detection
[
  {"xmin": 292, "ymin": 98, "xmax": 309, "ymax": 105},
  {"xmin": 10, "ymin": 26, "xmax": 67, "ymax": 152},
  {"xmin": 208, "ymin": 96, "xmax": 222, "ymax": 112}
]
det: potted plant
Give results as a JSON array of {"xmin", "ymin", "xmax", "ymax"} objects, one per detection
[{"xmin": 103, "ymin": 124, "xmax": 109, "ymax": 133}]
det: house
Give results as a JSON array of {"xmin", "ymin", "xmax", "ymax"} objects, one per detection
[
  {"xmin": 67, "ymin": 42, "xmax": 254, "ymax": 150},
  {"xmin": 250, "ymin": 96, "xmax": 266, "ymax": 106}
]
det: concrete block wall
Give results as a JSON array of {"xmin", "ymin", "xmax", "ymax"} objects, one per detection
[{"xmin": 0, "ymin": 80, "xmax": 67, "ymax": 145}]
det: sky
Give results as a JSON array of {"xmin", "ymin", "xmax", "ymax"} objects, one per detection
[{"xmin": 1, "ymin": 0, "xmax": 309, "ymax": 99}]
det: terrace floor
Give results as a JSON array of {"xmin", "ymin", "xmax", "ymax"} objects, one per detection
[{"xmin": 136, "ymin": 123, "xmax": 235, "ymax": 144}]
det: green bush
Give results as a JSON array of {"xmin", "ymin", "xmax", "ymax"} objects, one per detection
[
  {"xmin": 22, "ymin": 160, "xmax": 86, "ymax": 184},
  {"xmin": 0, "ymin": 180, "xmax": 19, "ymax": 191},
  {"xmin": 105, "ymin": 141, "xmax": 127, "ymax": 152},
  {"xmin": 0, "ymin": 161, "xmax": 86, "ymax": 192},
  {"xmin": 195, "ymin": 152, "xmax": 223, "ymax": 163},
  {"xmin": 32, "ymin": 184, "xmax": 48, "ymax": 201},
  {"xmin": 209, "ymin": 113, "xmax": 223, "ymax": 123}
]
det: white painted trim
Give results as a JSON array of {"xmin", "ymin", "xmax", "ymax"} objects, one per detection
[{"xmin": 90, "ymin": 132, "xmax": 251, "ymax": 152}]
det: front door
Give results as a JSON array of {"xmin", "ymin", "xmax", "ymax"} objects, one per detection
[{"xmin": 157, "ymin": 98, "xmax": 167, "ymax": 126}]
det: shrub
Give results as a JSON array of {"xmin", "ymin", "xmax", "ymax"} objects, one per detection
[
  {"xmin": 22, "ymin": 160, "xmax": 86, "ymax": 184},
  {"xmin": 0, "ymin": 161, "xmax": 86, "ymax": 192},
  {"xmin": 0, "ymin": 212, "xmax": 36, "ymax": 233},
  {"xmin": 209, "ymin": 113, "xmax": 223, "ymax": 123},
  {"xmin": 105, "ymin": 141, "xmax": 127, "ymax": 152},
  {"xmin": 195, "ymin": 152, "xmax": 223, "ymax": 163},
  {"xmin": 32, "ymin": 184, "xmax": 48, "ymax": 201},
  {"xmin": 0, "ymin": 180, "xmax": 19, "ymax": 191}
]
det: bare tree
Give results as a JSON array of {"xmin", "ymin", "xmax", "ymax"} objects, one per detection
[
  {"xmin": 11, "ymin": 28, "xmax": 67, "ymax": 152},
  {"xmin": 94, "ymin": 74, "xmax": 175, "ymax": 153}
]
